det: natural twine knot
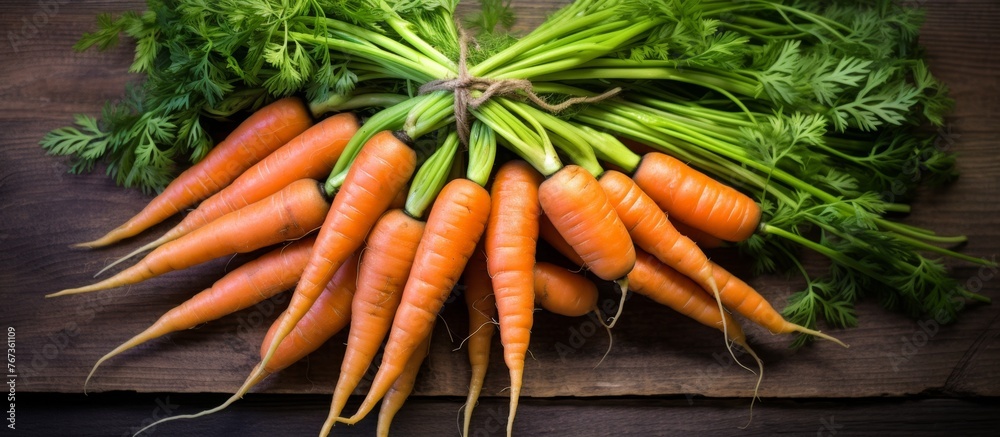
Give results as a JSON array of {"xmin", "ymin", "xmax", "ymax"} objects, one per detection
[{"xmin": 418, "ymin": 25, "xmax": 621, "ymax": 145}]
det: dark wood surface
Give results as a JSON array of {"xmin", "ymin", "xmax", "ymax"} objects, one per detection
[{"xmin": 2, "ymin": 0, "xmax": 998, "ymax": 435}]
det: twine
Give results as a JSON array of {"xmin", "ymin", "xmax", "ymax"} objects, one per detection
[{"xmin": 419, "ymin": 25, "xmax": 621, "ymax": 145}]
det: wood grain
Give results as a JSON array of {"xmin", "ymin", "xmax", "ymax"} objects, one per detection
[
  {"xmin": 15, "ymin": 392, "xmax": 1000, "ymax": 436},
  {"xmin": 1, "ymin": 0, "xmax": 998, "ymax": 434}
]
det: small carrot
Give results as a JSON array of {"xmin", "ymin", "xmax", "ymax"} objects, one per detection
[
  {"xmin": 76, "ymin": 97, "xmax": 313, "ymax": 248},
  {"xmin": 321, "ymin": 209, "xmax": 425, "ymax": 436},
  {"xmin": 460, "ymin": 246, "xmax": 496, "ymax": 437},
  {"xmin": 533, "ymin": 261, "xmax": 598, "ymax": 318},
  {"xmin": 485, "ymin": 160, "xmax": 543, "ymax": 437},
  {"xmin": 97, "ymin": 113, "xmax": 358, "ymax": 275},
  {"xmin": 85, "ymin": 236, "xmax": 316, "ymax": 389},
  {"xmin": 537, "ymin": 165, "xmax": 635, "ymax": 283},
  {"xmin": 533, "ymin": 260, "xmax": 614, "ymax": 367},
  {"xmin": 133, "ymin": 252, "xmax": 359, "ymax": 436},
  {"xmin": 376, "ymin": 331, "xmax": 432, "ymax": 437},
  {"xmin": 341, "ymin": 178, "xmax": 491, "ymax": 425},
  {"xmin": 47, "ymin": 178, "xmax": 331, "ymax": 297},
  {"xmin": 258, "ymin": 130, "xmax": 416, "ymax": 388},
  {"xmin": 632, "ymin": 152, "xmax": 761, "ymax": 242}
]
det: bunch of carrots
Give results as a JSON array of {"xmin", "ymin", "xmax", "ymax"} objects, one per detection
[
  {"xmin": 42, "ymin": 0, "xmax": 994, "ymax": 435},
  {"xmin": 50, "ymin": 95, "xmax": 817, "ymax": 435}
]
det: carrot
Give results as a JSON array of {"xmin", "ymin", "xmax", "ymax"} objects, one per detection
[
  {"xmin": 84, "ymin": 236, "xmax": 316, "ymax": 390},
  {"xmin": 97, "ymin": 113, "xmax": 358, "ymax": 275},
  {"xmin": 538, "ymin": 213, "xmax": 585, "ymax": 267},
  {"xmin": 671, "ymin": 219, "xmax": 726, "ymax": 249},
  {"xmin": 76, "ymin": 97, "xmax": 313, "ymax": 248},
  {"xmin": 598, "ymin": 170, "xmax": 729, "ymax": 344},
  {"xmin": 484, "ymin": 160, "xmax": 543, "ymax": 437},
  {"xmin": 632, "ymin": 152, "xmax": 761, "ymax": 242},
  {"xmin": 376, "ymin": 331, "xmax": 433, "ymax": 437},
  {"xmin": 341, "ymin": 178, "xmax": 491, "ymax": 425},
  {"xmin": 460, "ymin": 246, "xmax": 496, "ymax": 437},
  {"xmin": 531, "ymin": 260, "xmax": 613, "ymax": 368},
  {"xmin": 320, "ymin": 209, "xmax": 425, "ymax": 436},
  {"xmin": 628, "ymin": 250, "xmax": 748, "ymax": 346},
  {"xmin": 533, "ymin": 261, "xmax": 598, "ymax": 318},
  {"xmin": 47, "ymin": 178, "xmax": 331, "ymax": 297},
  {"xmin": 133, "ymin": 252, "xmax": 359, "ymax": 436},
  {"xmin": 707, "ymin": 260, "xmax": 847, "ymax": 347},
  {"xmin": 538, "ymin": 165, "xmax": 635, "ymax": 283},
  {"xmin": 258, "ymin": 130, "xmax": 416, "ymax": 388}
]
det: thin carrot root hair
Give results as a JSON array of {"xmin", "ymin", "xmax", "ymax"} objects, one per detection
[
  {"xmin": 593, "ymin": 307, "xmax": 614, "ymax": 369},
  {"xmin": 132, "ymin": 365, "xmax": 269, "ymax": 436},
  {"xmin": 733, "ymin": 337, "xmax": 764, "ymax": 429},
  {"xmin": 606, "ymin": 277, "xmax": 629, "ymax": 329},
  {"xmin": 784, "ymin": 322, "xmax": 848, "ymax": 348}
]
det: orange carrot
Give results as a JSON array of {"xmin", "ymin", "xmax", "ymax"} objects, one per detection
[
  {"xmin": 376, "ymin": 331, "xmax": 432, "ymax": 437},
  {"xmin": 133, "ymin": 252, "xmax": 359, "ymax": 436},
  {"xmin": 671, "ymin": 219, "xmax": 726, "ymax": 249},
  {"xmin": 77, "ymin": 97, "xmax": 313, "ymax": 248},
  {"xmin": 628, "ymin": 250, "xmax": 746, "ymax": 344},
  {"xmin": 538, "ymin": 214, "xmax": 585, "ymax": 267},
  {"xmin": 632, "ymin": 152, "xmax": 761, "ymax": 242},
  {"xmin": 84, "ymin": 236, "xmax": 316, "ymax": 389},
  {"xmin": 533, "ymin": 261, "xmax": 598, "ymax": 318},
  {"xmin": 461, "ymin": 246, "xmax": 496, "ymax": 437},
  {"xmin": 707, "ymin": 260, "xmax": 846, "ymax": 346},
  {"xmin": 321, "ymin": 209, "xmax": 425, "ymax": 436},
  {"xmin": 259, "ymin": 130, "xmax": 416, "ymax": 392},
  {"xmin": 99, "ymin": 113, "xmax": 358, "ymax": 274},
  {"xmin": 341, "ymin": 178, "xmax": 491, "ymax": 425},
  {"xmin": 538, "ymin": 165, "xmax": 635, "ymax": 283},
  {"xmin": 48, "ymin": 178, "xmax": 331, "ymax": 297},
  {"xmin": 598, "ymin": 170, "xmax": 727, "ymax": 339},
  {"xmin": 484, "ymin": 160, "xmax": 543, "ymax": 437}
]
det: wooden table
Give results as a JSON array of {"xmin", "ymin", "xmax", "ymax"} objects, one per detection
[{"xmin": 2, "ymin": 1, "xmax": 998, "ymax": 435}]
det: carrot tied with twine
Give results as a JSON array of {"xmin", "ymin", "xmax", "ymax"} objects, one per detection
[{"xmin": 418, "ymin": 24, "xmax": 620, "ymax": 145}]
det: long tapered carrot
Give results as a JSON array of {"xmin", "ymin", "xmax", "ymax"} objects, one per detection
[
  {"xmin": 632, "ymin": 152, "xmax": 761, "ymax": 242},
  {"xmin": 538, "ymin": 165, "xmax": 635, "ymax": 282},
  {"xmin": 77, "ymin": 97, "xmax": 313, "ymax": 248},
  {"xmin": 320, "ymin": 209, "xmax": 425, "ymax": 436},
  {"xmin": 48, "ymin": 178, "xmax": 331, "ymax": 297},
  {"xmin": 341, "ymin": 178, "xmax": 491, "ymax": 425},
  {"xmin": 85, "ymin": 236, "xmax": 316, "ymax": 389},
  {"xmin": 628, "ymin": 250, "xmax": 747, "ymax": 345},
  {"xmin": 461, "ymin": 246, "xmax": 496, "ymax": 437},
  {"xmin": 133, "ymin": 253, "xmax": 359, "ymax": 436},
  {"xmin": 258, "ymin": 130, "xmax": 416, "ymax": 388},
  {"xmin": 484, "ymin": 160, "xmax": 543, "ymax": 437},
  {"xmin": 707, "ymin": 259, "xmax": 846, "ymax": 346},
  {"xmin": 98, "ymin": 113, "xmax": 358, "ymax": 275},
  {"xmin": 376, "ymin": 331, "xmax": 432, "ymax": 437},
  {"xmin": 598, "ymin": 169, "xmax": 729, "ymax": 346}
]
